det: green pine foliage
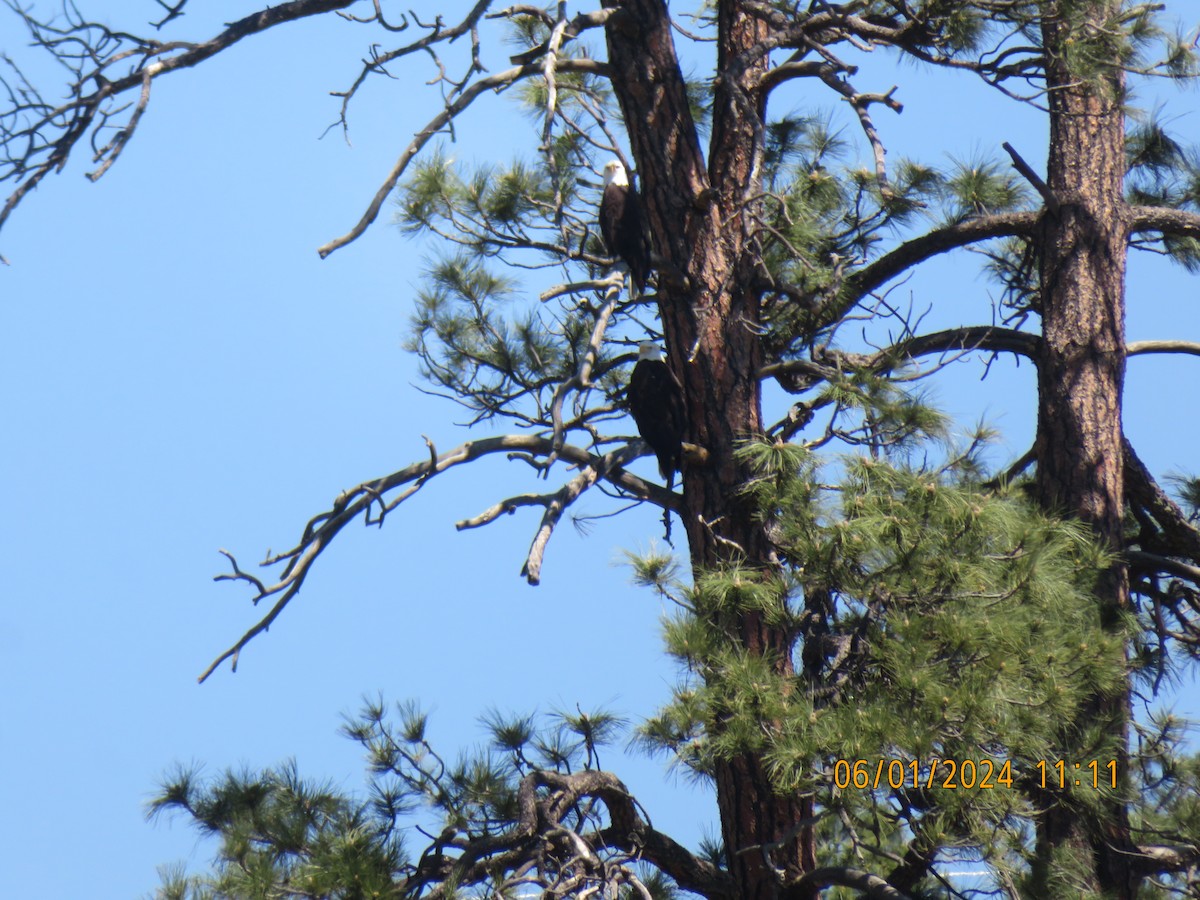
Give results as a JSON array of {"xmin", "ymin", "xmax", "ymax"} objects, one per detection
[
  {"xmin": 148, "ymin": 759, "xmax": 406, "ymax": 899},
  {"xmin": 942, "ymin": 157, "xmax": 1027, "ymax": 221},
  {"xmin": 149, "ymin": 700, "xmax": 653, "ymax": 900},
  {"xmin": 1127, "ymin": 118, "xmax": 1200, "ymax": 271},
  {"xmin": 637, "ymin": 438, "xmax": 1142, "ymax": 885},
  {"xmin": 1131, "ymin": 714, "xmax": 1200, "ymax": 898}
]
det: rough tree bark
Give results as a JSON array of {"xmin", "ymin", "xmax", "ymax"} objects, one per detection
[
  {"xmin": 603, "ymin": 0, "xmax": 814, "ymax": 897},
  {"xmin": 1034, "ymin": 2, "xmax": 1136, "ymax": 895}
]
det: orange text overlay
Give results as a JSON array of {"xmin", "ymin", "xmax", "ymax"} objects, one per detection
[{"xmin": 833, "ymin": 758, "xmax": 1013, "ymax": 790}]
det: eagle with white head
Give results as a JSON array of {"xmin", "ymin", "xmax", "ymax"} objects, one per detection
[
  {"xmin": 599, "ymin": 159, "xmax": 651, "ymax": 296},
  {"xmin": 627, "ymin": 342, "xmax": 687, "ymax": 489}
]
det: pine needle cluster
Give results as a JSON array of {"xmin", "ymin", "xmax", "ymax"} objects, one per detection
[
  {"xmin": 149, "ymin": 701, "xmax": 642, "ymax": 900},
  {"xmin": 635, "ymin": 438, "xmax": 1142, "ymax": 883}
]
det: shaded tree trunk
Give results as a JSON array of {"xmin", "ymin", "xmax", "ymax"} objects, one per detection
[
  {"xmin": 1033, "ymin": 2, "xmax": 1135, "ymax": 895},
  {"xmin": 604, "ymin": 1, "xmax": 815, "ymax": 897}
]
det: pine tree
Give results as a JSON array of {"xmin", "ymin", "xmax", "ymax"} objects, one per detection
[{"xmin": 5, "ymin": 1, "xmax": 1200, "ymax": 897}]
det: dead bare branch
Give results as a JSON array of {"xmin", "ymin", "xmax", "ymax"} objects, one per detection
[
  {"xmin": 542, "ymin": 284, "xmax": 623, "ymax": 472},
  {"xmin": 1127, "ymin": 339, "xmax": 1200, "ymax": 358},
  {"xmin": 316, "ymin": 57, "xmax": 606, "ymax": 258},
  {"xmin": 201, "ymin": 433, "xmax": 672, "ymax": 682},
  {"xmin": 324, "ymin": 0, "xmax": 491, "ymax": 143},
  {"xmin": 520, "ymin": 442, "xmax": 646, "ymax": 585},
  {"xmin": 787, "ymin": 866, "xmax": 911, "ymax": 900},
  {"xmin": 0, "ymin": 0, "xmax": 358, "ymax": 246},
  {"xmin": 817, "ymin": 71, "xmax": 902, "ymax": 191},
  {"xmin": 1002, "ymin": 140, "xmax": 1057, "ymax": 213}
]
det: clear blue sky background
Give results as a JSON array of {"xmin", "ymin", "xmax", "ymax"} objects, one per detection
[{"xmin": 1, "ymin": 3, "xmax": 1197, "ymax": 896}]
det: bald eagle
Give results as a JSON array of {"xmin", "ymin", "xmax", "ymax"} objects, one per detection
[
  {"xmin": 600, "ymin": 160, "xmax": 651, "ymax": 296},
  {"xmin": 628, "ymin": 343, "xmax": 687, "ymax": 488}
]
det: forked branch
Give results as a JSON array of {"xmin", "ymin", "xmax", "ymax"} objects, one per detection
[
  {"xmin": 1, "ymin": 0, "xmax": 357, "ymax": 242},
  {"xmin": 518, "ymin": 441, "xmax": 649, "ymax": 585},
  {"xmin": 409, "ymin": 768, "xmax": 732, "ymax": 900},
  {"xmin": 201, "ymin": 433, "xmax": 671, "ymax": 682},
  {"xmin": 316, "ymin": 57, "xmax": 605, "ymax": 258}
]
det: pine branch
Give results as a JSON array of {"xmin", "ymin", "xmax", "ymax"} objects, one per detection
[
  {"xmin": 787, "ymin": 866, "xmax": 911, "ymax": 900},
  {"xmin": 761, "ymin": 326, "xmax": 1039, "ymax": 391},
  {"xmin": 1124, "ymin": 436, "xmax": 1200, "ymax": 563},
  {"xmin": 405, "ymin": 768, "xmax": 731, "ymax": 900},
  {"xmin": 1131, "ymin": 205, "xmax": 1200, "ymax": 240},
  {"xmin": 1128, "ymin": 843, "xmax": 1200, "ymax": 880},
  {"xmin": 829, "ymin": 211, "xmax": 1038, "ymax": 327},
  {"xmin": 1128, "ymin": 339, "xmax": 1200, "ymax": 358},
  {"xmin": 201, "ymin": 434, "xmax": 672, "ymax": 682}
]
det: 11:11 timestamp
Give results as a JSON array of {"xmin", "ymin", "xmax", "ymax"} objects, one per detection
[{"xmin": 1035, "ymin": 759, "xmax": 1118, "ymax": 789}]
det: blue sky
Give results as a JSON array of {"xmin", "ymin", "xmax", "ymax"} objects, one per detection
[{"xmin": 1, "ymin": 2, "xmax": 1197, "ymax": 896}]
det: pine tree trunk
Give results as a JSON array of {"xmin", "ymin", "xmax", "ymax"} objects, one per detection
[
  {"xmin": 1033, "ymin": 2, "xmax": 1135, "ymax": 895},
  {"xmin": 604, "ymin": 1, "xmax": 815, "ymax": 897}
]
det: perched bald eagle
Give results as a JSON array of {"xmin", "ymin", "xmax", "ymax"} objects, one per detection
[
  {"xmin": 628, "ymin": 343, "xmax": 687, "ymax": 488},
  {"xmin": 600, "ymin": 159, "xmax": 651, "ymax": 296}
]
